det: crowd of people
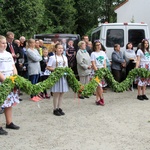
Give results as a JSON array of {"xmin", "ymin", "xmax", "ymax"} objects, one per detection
[{"xmin": 0, "ymin": 31, "xmax": 150, "ymax": 135}]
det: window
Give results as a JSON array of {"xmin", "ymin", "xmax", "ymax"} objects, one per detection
[
  {"xmin": 91, "ymin": 30, "xmax": 100, "ymax": 43},
  {"xmin": 128, "ymin": 30, "xmax": 145, "ymax": 47},
  {"xmin": 106, "ymin": 29, "xmax": 124, "ymax": 47}
]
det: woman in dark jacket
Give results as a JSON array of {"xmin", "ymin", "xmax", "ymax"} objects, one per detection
[{"xmin": 111, "ymin": 44, "xmax": 126, "ymax": 83}]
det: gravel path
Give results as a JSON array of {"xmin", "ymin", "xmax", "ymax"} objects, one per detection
[{"xmin": 1, "ymin": 88, "xmax": 150, "ymax": 150}]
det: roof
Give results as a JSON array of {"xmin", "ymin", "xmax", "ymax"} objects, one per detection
[
  {"xmin": 115, "ymin": 0, "xmax": 129, "ymax": 10},
  {"xmin": 92, "ymin": 22, "xmax": 148, "ymax": 32}
]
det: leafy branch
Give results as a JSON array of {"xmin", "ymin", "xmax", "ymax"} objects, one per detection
[{"xmin": 0, "ymin": 67, "xmax": 150, "ymax": 105}]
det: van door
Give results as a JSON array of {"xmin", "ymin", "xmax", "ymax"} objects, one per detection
[
  {"xmin": 102, "ymin": 26, "xmax": 125, "ymax": 60},
  {"xmin": 126, "ymin": 25, "xmax": 146, "ymax": 48}
]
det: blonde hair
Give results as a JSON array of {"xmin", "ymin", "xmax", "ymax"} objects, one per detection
[
  {"xmin": 0, "ymin": 35, "xmax": 6, "ymax": 41},
  {"xmin": 78, "ymin": 41, "xmax": 85, "ymax": 48},
  {"xmin": 26, "ymin": 38, "xmax": 35, "ymax": 48}
]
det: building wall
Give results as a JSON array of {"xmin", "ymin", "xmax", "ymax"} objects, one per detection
[{"xmin": 115, "ymin": 0, "xmax": 150, "ymax": 32}]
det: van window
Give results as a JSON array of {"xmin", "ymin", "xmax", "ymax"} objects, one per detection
[
  {"xmin": 106, "ymin": 29, "xmax": 124, "ymax": 47},
  {"xmin": 128, "ymin": 29, "xmax": 145, "ymax": 47},
  {"xmin": 91, "ymin": 30, "xmax": 101, "ymax": 43}
]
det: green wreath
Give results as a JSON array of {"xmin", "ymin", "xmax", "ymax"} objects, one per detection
[{"xmin": 0, "ymin": 67, "xmax": 150, "ymax": 105}]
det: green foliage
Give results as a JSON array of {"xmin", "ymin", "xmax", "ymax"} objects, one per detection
[
  {"xmin": 0, "ymin": 67, "xmax": 81, "ymax": 105},
  {"xmin": 66, "ymin": 67, "xmax": 81, "ymax": 92},
  {"xmin": 0, "ymin": 78, "xmax": 14, "ymax": 104},
  {"xmin": 75, "ymin": 0, "xmax": 125, "ymax": 36},
  {"xmin": 98, "ymin": 0, "xmax": 116, "ymax": 23},
  {"xmin": 82, "ymin": 79, "xmax": 98, "ymax": 96},
  {"xmin": 1, "ymin": 0, "xmax": 45, "ymax": 38},
  {"xmin": 0, "ymin": 0, "xmax": 125, "ymax": 40},
  {"xmin": 1, "ymin": 67, "xmax": 150, "ymax": 105},
  {"xmin": 43, "ymin": 0, "xmax": 77, "ymax": 33},
  {"xmin": 74, "ymin": 0, "xmax": 100, "ymax": 36},
  {"xmin": 0, "ymin": 0, "xmax": 8, "ymax": 34}
]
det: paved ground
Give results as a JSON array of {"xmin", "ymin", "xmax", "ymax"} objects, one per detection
[{"xmin": 1, "ymin": 87, "xmax": 150, "ymax": 150}]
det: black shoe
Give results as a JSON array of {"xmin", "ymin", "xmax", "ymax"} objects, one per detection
[
  {"xmin": 137, "ymin": 95, "xmax": 144, "ymax": 100},
  {"xmin": 84, "ymin": 96, "xmax": 89, "ymax": 98},
  {"xmin": 19, "ymin": 98, "xmax": 23, "ymax": 101},
  {"xmin": 78, "ymin": 96, "xmax": 84, "ymax": 99},
  {"xmin": 6, "ymin": 122, "xmax": 20, "ymax": 130},
  {"xmin": 58, "ymin": 108, "xmax": 65, "ymax": 115},
  {"xmin": 53, "ymin": 109, "xmax": 61, "ymax": 116},
  {"xmin": 0, "ymin": 127, "xmax": 8, "ymax": 135},
  {"xmin": 142, "ymin": 95, "xmax": 149, "ymax": 100}
]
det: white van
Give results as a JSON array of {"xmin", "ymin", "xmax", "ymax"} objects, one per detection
[{"xmin": 91, "ymin": 23, "xmax": 150, "ymax": 60}]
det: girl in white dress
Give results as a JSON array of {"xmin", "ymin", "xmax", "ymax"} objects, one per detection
[
  {"xmin": 91, "ymin": 40, "xmax": 107, "ymax": 106},
  {"xmin": 47, "ymin": 43, "xmax": 69, "ymax": 116},
  {"xmin": 0, "ymin": 35, "xmax": 20, "ymax": 135},
  {"xmin": 136, "ymin": 39, "xmax": 150, "ymax": 100}
]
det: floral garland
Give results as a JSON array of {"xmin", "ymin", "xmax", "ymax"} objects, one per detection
[{"xmin": 0, "ymin": 67, "xmax": 150, "ymax": 105}]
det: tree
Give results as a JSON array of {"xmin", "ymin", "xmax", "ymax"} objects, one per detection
[
  {"xmin": 43, "ymin": 0, "xmax": 77, "ymax": 33},
  {"xmin": 98, "ymin": 0, "xmax": 116, "ymax": 23},
  {"xmin": 99, "ymin": 0, "xmax": 125, "ymax": 23},
  {"xmin": 1, "ymin": 0, "xmax": 45, "ymax": 38},
  {"xmin": 0, "ymin": 0, "xmax": 125, "ymax": 38},
  {"xmin": 75, "ymin": 0, "xmax": 125, "ymax": 36},
  {"xmin": 74, "ymin": 0, "xmax": 101, "ymax": 37},
  {"xmin": 0, "ymin": 0, "xmax": 8, "ymax": 34}
]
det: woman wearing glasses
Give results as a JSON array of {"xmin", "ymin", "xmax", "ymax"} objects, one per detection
[{"xmin": 91, "ymin": 40, "xmax": 107, "ymax": 106}]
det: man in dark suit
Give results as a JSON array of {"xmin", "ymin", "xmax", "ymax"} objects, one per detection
[
  {"xmin": 6, "ymin": 31, "xmax": 23, "ymax": 101},
  {"xmin": 6, "ymin": 31, "xmax": 21, "ymax": 63}
]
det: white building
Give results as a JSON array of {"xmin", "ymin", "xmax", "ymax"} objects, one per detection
[{"xmin": 115, "ymin": 0, "xmax": 150, "ymax": 33}]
